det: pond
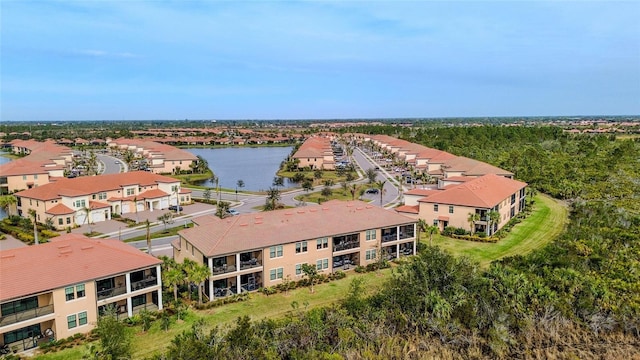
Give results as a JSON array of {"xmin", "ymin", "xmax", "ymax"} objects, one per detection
[{"xmin": 187, "ymin": 147, "xmax": 294, "ymax": 191}]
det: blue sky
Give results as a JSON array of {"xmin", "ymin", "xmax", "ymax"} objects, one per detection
[{"xmin": 2, "ymin": 1, "xmax": 639, "ymax": 121}]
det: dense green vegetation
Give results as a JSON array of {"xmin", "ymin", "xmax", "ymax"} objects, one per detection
[
  {"xmin": 31, "ymin": 125, "xmax": 640, "ymax": 359},
  {"xmin": 143, "ymin": 126, "xmax": 638, "ymax": 359}
]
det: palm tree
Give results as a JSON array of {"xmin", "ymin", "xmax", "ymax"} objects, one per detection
[
  {"xmin": 145, "ymin": 220, "xmax": 152, "ymax": 256},
  {"xmin": 374, "ymin": 180, "xmax": 386, "ymax": 205},
  {"xmin": 365, "ymin": 168, "xmax": 377, "ymax": 184},
  {"xmin": 467, "ymin": 212, "xmax": 480, "ymax": 235},
  {"xmin": 0, "ymin": 195, "xmax": 17, "ymax": 217},
  {"xmin": 28, "ymin": 209, "xmax": 39, "ymax": 245},
  {"xmin": 164, "ymin": 267, "xmax": 183, "ymax": 302},
  {"xmin": 488, "ymin": 210, "xmax": 501, "ymax": 236},
  {"xmin": 349, "ymin": 184, "xmax": 358, "ymax": 200},
  {"xmin": 416, "ymin": 218, "xmax": 427, "ymax": 243},
  {"xmin": 264, "ymin": 187, "xmax": 281, "ymax": 211},
  {"xmin": 427, "ymin": 225, "xmax": 439, "ymax": 247},
  {"xmin": 236, "ymin": 179, "xmax": 244, "ymax": 201},
  {"xmin": 184, "ymin": 259, "xmax": 210, "ymax": 305},
  {"xmin": 215, "ymin": 201, "xmax": 230, "ymax": 219},
  {"xmin": 81, "ymin": 205, "xmax": 93, "ymax": 234},
  {"xmin": 196, "ymin": 155, "xmax": 209, "ymax": 174}
]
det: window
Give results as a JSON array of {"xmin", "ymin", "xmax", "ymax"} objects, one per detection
[
  {"xmin": 67, "ymin": 314, "xmax": 77, "ymax": 329},
  {"xmin": 34, "ymin": 174, "xmax": 38, "ymax": 180},
  {"xmin": 58, "ymin": 218, "xmax": 63, "ymax": 225},
  {"xmin": 295, "ymin": 264, "xmax": 302, "ymax": 275},
  {"xmin": 171, "ymin": 185, "xmax": 178, "ymax": 192},
  {"xmin": 65, "ymin": 286, "xmax": 75, "ymax": 301},
  {"xmin": 92, "ymin": 194, "xmax": 96, "ymax": 200},
  {"xmin": 78, "ymin": 311, "xmax": 87, "ymax": 326},
  {"xmin": 269, "ymin": 268, "xmax": 283, "ymax": 281},
  {"xmin": 366, "ymin": 249, "xmax": 377, "ymax": 261},
  {"xmin": 434, "ymin": 204, "xmax": 439, "ymax": 212},
  {"xmin": 269, "ymin": 245, "xmax": 283, "ymax": 258},
  {"xmin": 66, "ymin": 217, "xmax": 71, "ymax": 224},
  {"xmin": 316, "ymin": 258, "xmax": 329, "ymax": 271},
  {"xmin": 23, "ymin": 175, "xmax": 27, "ymax": 180},
  {"xmin": 433, "ymin": 219, "xmax": 438, "ymax": 225},
  {"xmin": 126, "ymin": 188, "xmax": 135, "ymax": 196},
  {"xmin": 366, "ymin": 230, "xmax": 376, "ymax": 241},
  {"xmin": 448, "ymin": 205, "xmax": 454, "ymax": 214},
  {"xmin": 98, "ymin": 192, "xmax": 107, "ymax": 200},
  {"xmin": 76, "ymin": 284, "xmax": 85, "ymax": 298},
  {"xmin": 132, "ymin": 294, "xmax": 146, "ymax": 307},
  {"xmin": 295, "ymin": 241, "xmax": 308, "ymax": 254},
  {"xmin": 317, "ymin": 238, "xmax": 328, "ymax": 249},
  {"xmin": 74, "ymin": 200, "xmax": 86, "ymax": 208}
]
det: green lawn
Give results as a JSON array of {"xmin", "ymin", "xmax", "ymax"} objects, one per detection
[
  {"xmin": 430, "ymin": 194, "xmax": 567, "ymax": 267},
  {"xmin": 34, "ymin": 269, "xmax": 392, "ymax": 360}
]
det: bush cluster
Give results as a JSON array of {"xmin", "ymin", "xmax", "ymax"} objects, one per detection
[
  {"xmin": 259, "ymin": 271, "xmax": 346, "ymax": 295},
  {"xmin": 194, "ymin": 292, "xmax": 249, "ymax": 310}
]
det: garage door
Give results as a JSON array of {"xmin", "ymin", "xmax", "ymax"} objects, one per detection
[
  {"xmin": 75, "ymin": 212, "xmax": 86, "ymax": 225},
  {"xmin": 93, "ymin": 211, "xmax": 105, "ymax": 223},
  {"xmin": 161, "ymin": 199, "xmax": 169, "ymax": 209},
  {"xmin": 122, "ymin": 204, "xmax": 130, "ymax": 213},
  {"xmin": 137, "ymin": 202, "xmax": 144, "ymax": 212}
]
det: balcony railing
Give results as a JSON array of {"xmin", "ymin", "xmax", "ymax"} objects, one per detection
[
  {"xmin": 399, "ymin": 231, "xmax": 414, "ymax": 240},
  {"xmin": 239, "ymin": 258, "xmax": 262, "ymax": 271},
  {"xmin": 213, "ymin": 264, "xmax": 236, "ymax": 275},
  {"xmin": 381, "ymin": 234, "xmax": 397, "ymax": 243},
  {"xmin": 333, "ymin": 241, "xmax": 360, "ymax": 252},
  {"xmin": 0, "ymin": 304, "xmax": 54, "ymax": 327},
  {"xmin": 130, "ymin": 277, "xmax": 158, "ymax": 292},
  {"xmin": 97, "ymin": 285, "xmax": 127, "ymax": 300}
]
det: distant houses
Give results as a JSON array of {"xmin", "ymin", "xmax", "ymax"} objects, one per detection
[
  {"xmin": 291, "ymin": 137, "xmax": 336, "ymax": 170},
  {"xmin": 107, "ymin": 138, "xmax": 198, "ymax": 174},
  {"xmin": 14, "ymin": 171, "xmax": 190, "ymax": 230},
  {"xmin": 352, "ymin": 134, "xmax": 527, "ymax": 235}
]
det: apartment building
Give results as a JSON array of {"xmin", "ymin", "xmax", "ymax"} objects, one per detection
[
  {"xmin": 0, "ymin": 140, "xmax": 73, "ymax": 194},
  {"xmin": 396, "ymin": 174, "xmax": 527, "ymax": 235},
  {"xmin": 173, "ymin": 200, "xmax": 416, "ymax": 300},
  {"xmin": 0, "ymin": 234, "xmax": 162, "ymax": 353},
  {"xmin": 106, "ymin": 138, "xmax": 198, "ymax": 174},
  {"xmin": 291, "ymin": 137, "xmax": 336, "ymax": 170},
  {"xmin": 14, "ymin": 171, "xmax": 190, "ymax": 230}
]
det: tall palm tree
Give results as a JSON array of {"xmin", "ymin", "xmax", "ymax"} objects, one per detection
[
  {"xmin": 81, "ymin": 205, "xmax": 93, "ymax": 234},
  {"xmin": 164, "ymin": 267, "xmax": 183, "ymax": 302},
  {"xmin": 236, "ymin": 179, "xmax": 244, "ymax": 201},
  {"xmin": 467, "ymin": 212, "xmax": 480, "ymax": 235},
  {"xmin": 28, "ymin": 209, "xmax": 39, "ymax": 245},
  {"xmin": 145, "ymin": 220, "xmax": 152, "ymax": 256},
  {"xmin": 416, "ymin": 218, "xmax": 427, "ymax": 243},
  {"xmin": 374, "ymin": 180, "xmax": 387, "ymax": 206},
  {"xmin": 365, "ymin": 168, "xmax": 377, "ymax": 184},
  {"xmin": 488, "ymin": 210, "xmax": 501, "ymax": 236},
  {"xmin": 184, "ymin": 259, "xmax": 210, "ymax": 305},
  {"xmin": 0, "ymin": 195, "xmax": 17, "ymax": 217},
  {"xmin": 427, "ymin": 225, "xmax": 439, "ymax": 247}
]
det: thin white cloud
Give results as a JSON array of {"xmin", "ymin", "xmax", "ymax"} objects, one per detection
[{"xmin": 73, "ymin": 49, "xmax": 140, "ymax": 59}]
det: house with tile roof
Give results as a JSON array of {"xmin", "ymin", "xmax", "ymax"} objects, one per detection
[
  {"xmin": 291, "ymin": 137, "xmax": 336, "ymax": 170},
  {"xmin": 0, "ymin": 140, "xmax": 73, "ymax": 194},
  {"xmin": 173, "ymin": 200, "xmax": 417, "ymax": 300},
  {"xmin": 396, "ymin": 174, "xmax": 527, "ymax": 235},
  {"xmin": 0, "ymin": 234, "xmax": 162, "ymax": 353},
  {"xmin": 106, "ymin": 138, "xmax": 198, "ymax": 174},
  {"xmin": 14, "ymin": 171, "xmax": 190, "ymax": 230}
]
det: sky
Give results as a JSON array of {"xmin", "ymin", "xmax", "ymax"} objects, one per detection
[{"xmin": 1, "ymin": 1, "xmax": 639, "ymax": 121}]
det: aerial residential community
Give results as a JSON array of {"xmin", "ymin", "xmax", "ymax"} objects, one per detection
[{"xmin": 2, "ymin": 1, "xmax": 639, "ymax": 359}]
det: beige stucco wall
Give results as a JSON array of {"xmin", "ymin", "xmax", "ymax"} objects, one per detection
[{"xmin": 51, "ymin": 282, "xmax": 98, "ymax": 339}]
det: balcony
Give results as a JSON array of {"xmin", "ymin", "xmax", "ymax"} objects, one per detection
[
  {"xmin": 381, "ymin": 233, "xmax": 397, "ymax": 243},
  {"xmin": 97, "ymin": 285, "xmax": 127, "ymax": 300},
  {"xmin": 0, "ymin": 304, "xmax": 54, "ymax": 327},
  {"xmin": 212, "ymin": 255, "xmax": 237, "ymax": 275},
  {"xmin": 130, "ymin": 276, "xmax": 158, "ymax": 292},
  {"xmin": 399, "ymin": 225, "xmax": 415, "ymax": 240},
  {"xmin": 333, "ymin": 241, "xmax": 360, "ymax": 252},
  {"xmin": 239, "ymin": 251, "xmax": 263, "ymax": 271}
]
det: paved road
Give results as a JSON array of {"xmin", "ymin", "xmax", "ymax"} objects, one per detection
[{"xmin": 97, "ymin": 153, "xmax": 126, "ymax": 174}]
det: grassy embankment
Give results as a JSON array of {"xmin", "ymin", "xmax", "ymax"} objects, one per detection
[
  {"xmin": 34, "ymin": 193, "xmax": 567, "ymax": 359},
  {"xmin": 430, "ymin": 193, "xmax": 567, "ymax": 267},
  {"xmin": 33, "ymin": 269, "xmax": 392, "ymax": 360}
]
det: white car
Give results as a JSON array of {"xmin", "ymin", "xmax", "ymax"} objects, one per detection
[{"xmin": 227, "ymin": 209, "xmax": 240, "ymax": 216}]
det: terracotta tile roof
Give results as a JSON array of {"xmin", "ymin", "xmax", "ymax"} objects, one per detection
[
  {"xmin": 395, "ymin": 205, "xmax": 419, "ymax": 214},
  {"xmin": 179, "ymin": 200, "xmax": 416, "ymax": 257},
  {"xmin": 292, "ymin": 137, "xmax": 333, "ymax": 158},
  {"xmin": 45, "ymin": 203, "xmax": 75, "ymax": 215},
  {"xmin": 89, "ymin": 200, "xmax": 110, "ymax": 209},
  {"xmin": 138, "ymin": 189, "xmax": 168, "ymax": 199},
  {"xmin": 442, "ymin": 156, "xmax": 513, "ymax": 176},
  {"xmin": 15, "ymin": 171, "xmax": 179, "ymax": 201},
  {"xmin": 437, "ymin": 216, "xmax": 450, "ymax": 221},
  {"xmin": 108, "ymin": 138, "xmax": 197, "ymax": 161},
  {"xmin": 404, "ymin": 189, "xmax": 440, "ymax": 196},
  {"xmin": 0, "ymin": 140, "xmax": 72, "ymax": 176},
  {"xmin": 0, "ymin": 234, "xmax": 161, "ymax": 302},
  {"xmin": 417, "ymin": 174, "xmax": 527, "ymax": 208}
]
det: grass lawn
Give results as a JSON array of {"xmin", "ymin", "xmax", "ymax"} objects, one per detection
[
  {"xmin": 430, "ymin": 193, "xmax": 567, "ymax": 267},
  {"xmin": 34, "ymin": 269, "xmax": 392, "ymax": 360},
  {"xmin": 124, "ymin": 223, "xmax": 194, "ymax": 243}
]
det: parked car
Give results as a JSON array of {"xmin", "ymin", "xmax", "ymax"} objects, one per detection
[
  {"xmin": 365, "ymin": 188, "xmax": 379, "ymax": 194},
  {"xmin": 168, "ymin": 205, "xmax": 183, "ymax": 211},
  {"xmin": 227, "ymin": 209, "xmax": 239, "ymax": 216}
]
